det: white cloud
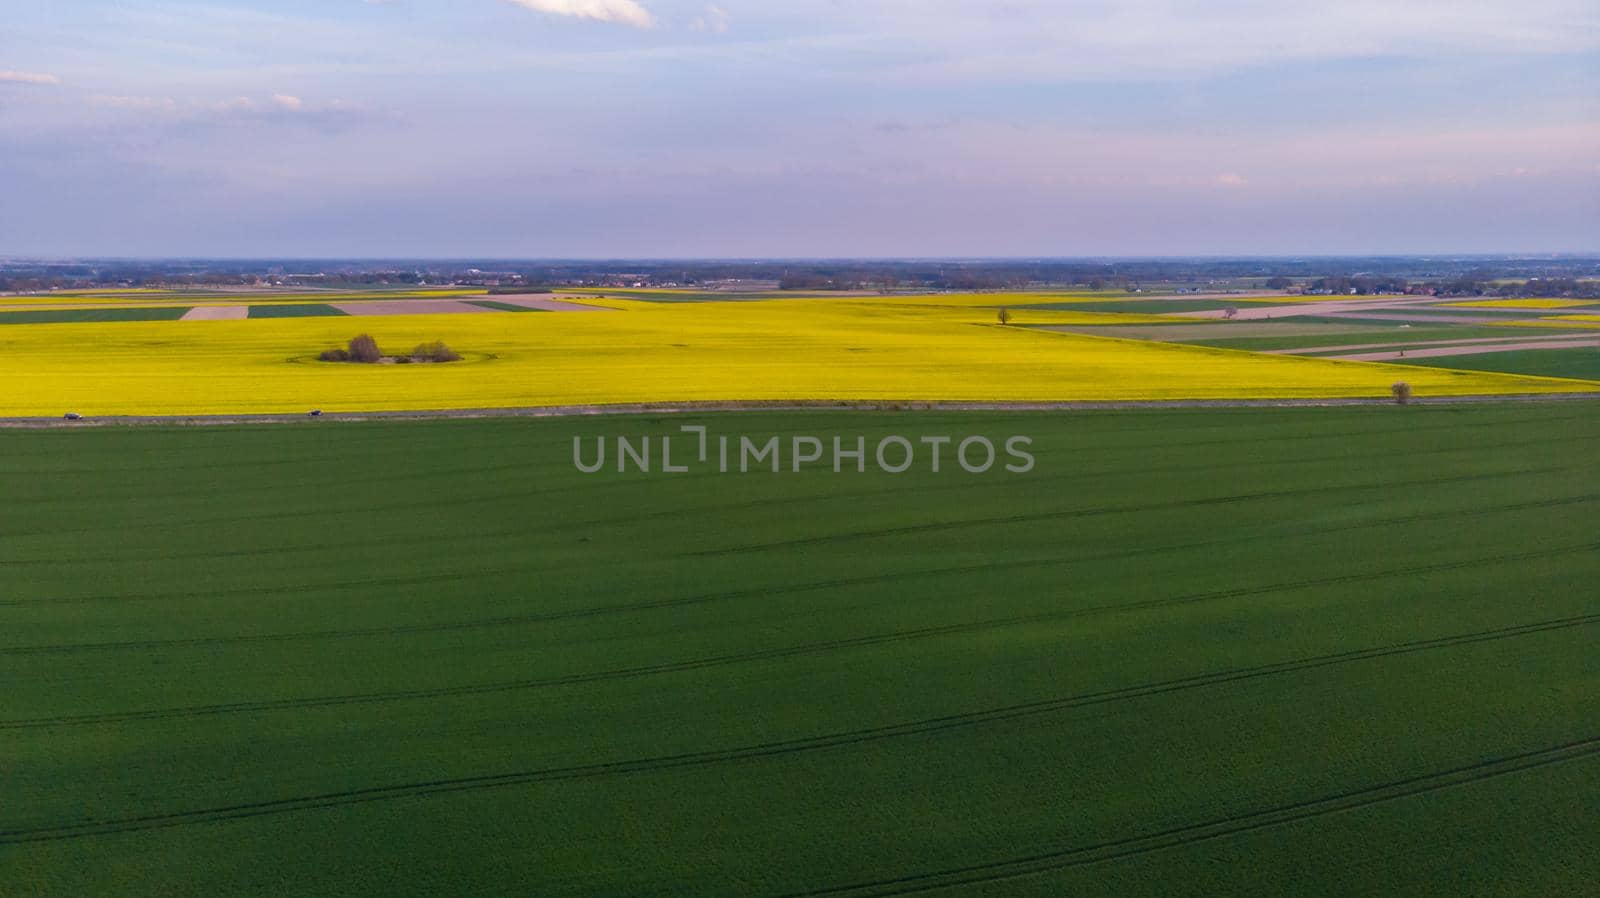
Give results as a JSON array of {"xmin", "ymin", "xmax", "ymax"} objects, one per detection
[
  {"xmin": 0, "ymin": 70, "xmax": 61, "ymax": 85},
  {"xmin": 504, "ymin": 0, "xmax": 654, "ymax": 28},
  {"xmin": 272, "ymin": 94, "xmax": 304, "ymax": 111},
  {"xmin": 692, "ymin": 5, "xmax": 730, "ymax": 34},
  {"xmin": 1215, "ymin": 173, "xmax": 1248, "ymax": 187},
  {"xmin": 207, "ymin": 96, "xmax": 257, "ymax": 113}
]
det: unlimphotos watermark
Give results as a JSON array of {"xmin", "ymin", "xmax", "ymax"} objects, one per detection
[{"xmin": 574, "ymin": 425, "xmax": 1035, "ymax": 474}]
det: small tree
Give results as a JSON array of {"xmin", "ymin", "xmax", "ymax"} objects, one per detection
[
  {"xmin": 318, "ymin": 347, "xmax": 350, "ymax": 362},
  {"xmin": 1223, "ymin": 305, "xmax": 1239, "ymax": 319},
  {"xmin": 1392, "ymin": 382, "xmax": 1413, "ymax": 405},
  {"xmin": 348, "ymin": 334, "xmax": 382, "ymax": 363},
  {"xmin": 997, "ymin": 307, "xmax": 1011, "ymax": 326}
]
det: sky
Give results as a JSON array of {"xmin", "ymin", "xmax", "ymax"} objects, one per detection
[{"xmin": 1, "ymin": 0, "xmax": 1597, "ymax": 258}]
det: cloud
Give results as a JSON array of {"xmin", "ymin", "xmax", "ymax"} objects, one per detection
[
  {"xmin": 1215, "ymin": 173, "xmax": 1248, "ymax": 187},
  {"xmin": 0, "ymin": 70, "xmax": 61, "ymax": 85},
  {"xmin": 272, "ymin": 94, "xmax": 304, "ymax": 111},
  {"xmin": 205, "ymin": 96, "xmax": 258, "ymax": 113},
  {"xmin": 691, "ymin": 5, "xmax": 731, "ymax": 34},
  {"xmin": 503, "ymin": 0, "xmax": 654, "ymax": 28}
]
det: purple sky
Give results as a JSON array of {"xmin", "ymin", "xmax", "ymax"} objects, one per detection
[{"xmin": 2, "ymin": 1, "xmax": 1597, "ymax": 256}]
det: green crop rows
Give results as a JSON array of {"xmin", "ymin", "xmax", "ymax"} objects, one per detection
[{"xmin": 2, "ymin": 405, "xmax": 1597, "ymax": 896}]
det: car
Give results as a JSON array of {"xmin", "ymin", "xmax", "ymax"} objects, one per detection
[{"xmin": 63, "ymin": 412, "xmax": 82, "ymax": 421}]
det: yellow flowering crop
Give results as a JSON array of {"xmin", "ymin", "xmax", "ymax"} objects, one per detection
[
  {"xmin": 1490, "ymin": 317, "xmax": 1600, "ymax": 330},
  {"xmin": 0, "ymin": 298, "xmax": 1590, "ymax": 416}
]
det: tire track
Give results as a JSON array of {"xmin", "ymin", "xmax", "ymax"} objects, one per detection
[
  {"xmin": 690, "ymin": 465, "xmax": 1575, "ymax": 556},
  {"xmin": 5, "ymin": 413, "xmax": 1591, "ymax": 542},
  {"xmin": 3, "ymin": 608, "xmax": 1594, "ymax": 732},
  {"xmin": 5, "ymin": 499, "xmax": 1596, "ymax": 649},
  {"xmin": 772, "ymin": 737, "xmax": 1600, "ymax": 897},
  {"xmin": 2, "ymin": 431, "xmax": 1588, "ymax": 568},
  {"xmin": 3, "ymin": 617, "xmax": 1592, "ymax": 842},
  {"xmin": 4, "ymin": 463, "xmax": 1570, "ymax": 608}
]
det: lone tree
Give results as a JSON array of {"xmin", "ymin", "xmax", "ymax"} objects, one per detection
[
  {"xmin": 1392, "ymin": 382, "xmax": 1413, "ymax": 405},
  {"xmin": 997, "ymin": 307, "xmax": 1011, "ymax": 325}
]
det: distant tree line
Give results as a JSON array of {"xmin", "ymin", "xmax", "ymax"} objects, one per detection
[{"xmin": 5, "ymin": 257, "xmax": 1597, "ymax": 296}]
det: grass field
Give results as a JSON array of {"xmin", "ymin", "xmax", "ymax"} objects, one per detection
[
  {"xmin": 0, "ymin": 289, "xmax": 491, "ymax": 306},
  {"xmin": 1393, "ymin": 348, "xmax": 1600, "ymax": 381},
  {"xmin": 246, "ymin": 303, "xmax": 349, "ymax": 319},
  {"xmin": 1186, "ymin": 326, "xmax": 1590, "ymax": 351},
  {"xmin": 0, "ymin": 307, "xmax": 191, "ymax": 325},
  {"xmin": 0, "ymin": 300, "xmax": 1591, "ymax": 416},
  {"xmin": 2, "ymin": 404, "xmax": 1597, "ymax": 896},
  {"xmin": 466, "ymin": 300, "xmax": 550, "ymax": 312}
]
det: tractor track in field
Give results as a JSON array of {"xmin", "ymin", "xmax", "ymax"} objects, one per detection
[
  {"xmin": 3, "ymin": 408, "xmax": 1592, "ymax": 530},
  {"xmin": 0, "ymin": 466, "xmax": 1587, "ymax": 612},
  {"xmin": 1, "ymin": 428, "xmax": 1592, "ymax": 567},
  {"xmin": 3, "ymin": 618, "xmax": 1595, "ymax": 841},
  {"xmin": 4, "ymin": 497, "xmax": 1597, "ymax": 652},
  {"xmin": 773, "ymin": 736, "xmax": 1600, "ymax": 897},
  {"xmin": 4, "ymin": 556, "xmax": 1596, "ymax": 732},
  {"xmin": 689, "ymin": 464, "xmax": 1577, "ymax": 556}
]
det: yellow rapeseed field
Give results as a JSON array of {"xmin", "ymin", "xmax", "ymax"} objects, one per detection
[
  {"xmin": 0, "ymin": 298, "xmax": 1589, "ymax": 416},
  {"xmin": 1491, "ymin": 316, "xmax": 1600, "ymax": 330}
]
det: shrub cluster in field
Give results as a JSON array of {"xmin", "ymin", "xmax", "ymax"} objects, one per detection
[{"xmin": 319, "ymin": 334, "xmax": 462, "ymax": 364}]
